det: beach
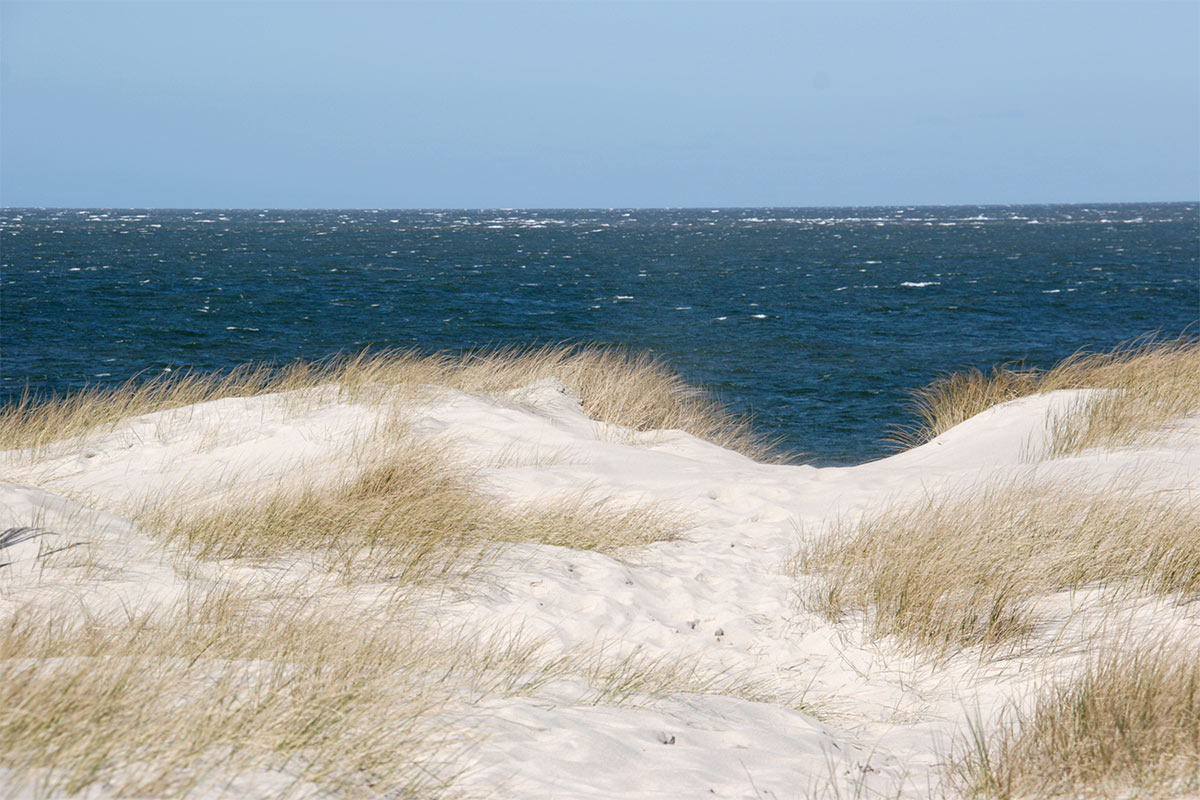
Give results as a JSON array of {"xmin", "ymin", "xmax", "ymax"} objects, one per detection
[{"xmin": 1, "ymin": 345, "xmax": 1197, "ymax": 798}]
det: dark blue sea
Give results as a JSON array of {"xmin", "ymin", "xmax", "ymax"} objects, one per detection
[{"xmin": 2, "ymin": 205, "xmax": 1197, "ymax": 466}]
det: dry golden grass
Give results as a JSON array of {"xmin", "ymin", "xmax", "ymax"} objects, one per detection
[
  {"xmin": 0, "ymin": 347, "xmax": 785, "ymax": 797},
  {"xmin": 138, "ymin": 433, "xmax": 682, "ymax": 582},
  {"xmin": 887, "ymin": 335, "xmax": 1200, "ymax": 457},
  {"xmin": 0, "ymin": 588, "xmax": 798, "ymax": 798},
  {"xmin": 0, "ymin": 345, "xmax": 778, "ymax": 461},
  {"xmin": 142, "ymin": 438, "xmax": 489, "ymax": 582},
  {"xmin": 504, "ymin": 493, "xmax": 686, "ymax": 553},
  {"xmin": 0, "ymin": 361, "xmax": 326, "ymax": 457},
  {"xmin": 0, "ymin": 351, "xmax": 709, "ymax": 794},
  {"xmin": 797, "ymin": 477, "xmax": 1200, "ymax": 655},
  {"xmin": 956, "ymin": 640, "xmax": 1200, "ymax": 799},
  {"xmin": 440, "ymin": 345, "xmax": 779, "ymax": 459},
  {"xmin": 576, "ymin": 645, "xmax": 806, "ymax": 710},
  {"xmin": 0, "ymin": 592, "xmax": 468, "ymax": 799}
]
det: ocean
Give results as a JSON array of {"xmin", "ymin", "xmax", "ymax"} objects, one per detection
[{"xmin": 2, "ymin": 204, "xmax": 1196, "ymax": 466}]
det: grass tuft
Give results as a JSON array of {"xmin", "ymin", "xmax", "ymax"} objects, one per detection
[
  {"xmin": 0, "ymin": 594, "xmax": 466, "ymax": 799},
  {"xmin": 501, "ymin": 493, "xmax": 684, "ymax": 553},
  {"xmin": 139, "ymin": 435, "xmax": 683, "ymax": 582},
  {"xmin": 955, "ymin": 640, "xmax": 1200, "ymax": 798},
  {"xmin": 1, "ymin": 593, "xmax": 794, "ymax": 797},
  {"xmin": 797, "ymin": 477, "xmax": 1200, "ymax": 655},
  {"xmin": 887, "ymin": 335, "xmax": 1200, "ymax": 456},
  {"xmin": 0, "ymin": 361, "xmax": 329, "ymax": 457},
  {"xmin": 0, "ymin": 345, "xmax": 780, "ymax": 462},
  {"xmin": 578, "ymin": 645, "xmax": 804, "ymax": 710}
]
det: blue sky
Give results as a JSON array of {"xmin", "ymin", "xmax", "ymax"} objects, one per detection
[{"xmin": 2, "ymin": 1, "xmax": 1197, "ymax": 208}]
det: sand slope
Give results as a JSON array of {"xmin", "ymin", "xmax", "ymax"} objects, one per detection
[{"xmin": 2, "ymin": 379, "xmax": 1197, "ymax": 798}]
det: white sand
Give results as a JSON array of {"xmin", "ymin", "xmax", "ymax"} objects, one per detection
[{"xmin": 2, "ymin": 380, "xmax": 1197, "ymax": 798}]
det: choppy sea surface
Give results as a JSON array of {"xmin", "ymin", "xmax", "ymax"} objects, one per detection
[{"xmin": 3, "ymin": 205, "xmax": 1197, "ymax": 465}]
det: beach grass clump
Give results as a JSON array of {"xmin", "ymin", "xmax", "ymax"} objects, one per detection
[
  {"xmin": 438, "ymin": 345, "xmax": 778, "ymax": 459},
  {"xmin": 956, "ymin": 641, "xmax": 1200, "ymax": 798},
  {"xmin": 797, "ymin": 477, "xmax": 1200, "ymax": 655},
  {"xmin": 140, "ymin": 436, "xmax": 682, "ymax": 581},
  {"xmin": 888, "ymin": 335, "xmax": 1200, "ymax": 456},
  {"xmin": 0, "ymin": 345, "xmax": 776, "ymax": 461},
  {"xmin": 143, "ymin": 439, "xmax": 489, "ymax": 583},
  {"xmin": 0, "ymin": 589, "xmax": 805, "ymax": 799},
  {"xmin": 0, "ymin": 594, "xmax": 468, "ymax": 799},
  {"xmin": 576, "ymin": 646, "xmax": 802, "ymax": 710},
  {"xmin": 0, "ymin": 360, "xmax": 338, "ymax": 457},
  {"xmin": 501, "ymin": 493, "xmax": 685, "ymax": 553}
]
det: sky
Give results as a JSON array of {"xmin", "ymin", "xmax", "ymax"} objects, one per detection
[{"xmin": 1, "ymin": 1, "xmax": 1197, "ymax": 208}]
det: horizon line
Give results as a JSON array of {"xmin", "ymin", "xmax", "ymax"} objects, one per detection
[{"xmin": 3, "ymin": 199, "xmax": 1198, "ymax": 213}]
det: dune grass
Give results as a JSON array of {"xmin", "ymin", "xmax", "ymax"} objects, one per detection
[
  {"xmin": 0, "ymin": 595, "xmax": 734, "ymax": 798},
  {"xmin": 0, "ymin": 361, "xmax": 316, "ymax": 456},
  {"xmin": 0, "ymin": 344, "xmax": 778, "ymax": 461},
  {"xmin": 2, "ymin": 439, "xmax": 702, "ymax": 800},
  {"xmin": 138, "ymin": 431, "xmax": 682, "ymax": 583},
  {"xmin": 956, "ymin": 641, "xmax": 1200, "ymax": 799},
  {"xmin": 0, "ymin": 592, "xmax": 469, "ymax": 799},
  {"xmin": 0, "ymin": 346, "xmax": 719, "ymax": 795},
  {"xmin": 797, "ymin": 477, "xmax": 1200, "ymax": 655},
  {"xmin": 140, "ymin": 435, "xmax": 494, "ymax": 582},
  {"xmin": 0, "ymin": 584, "xmax": 804, "ymax": 798},
  {"xmin": 887, "ymin": 335, "xmax": 1200, "ymax": 456}
]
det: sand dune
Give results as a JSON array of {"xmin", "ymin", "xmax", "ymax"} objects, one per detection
[{"xmin": 2, "ymin": 365, "xmax": 1197, "ymax": 798}]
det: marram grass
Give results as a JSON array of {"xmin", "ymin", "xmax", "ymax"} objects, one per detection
[
  {"xmin": 138, "ymin": 434, "xmax": 683, "ymax": 582},
  {"xmin": 0, "ymin": 344, "xmax": 780, "ymax": 462},
  {"xmin": 797, "ymin": 477, "xmax": 1200, "ymax": 656},
  {"xmin": 0, "ymin": 346, "xmax": 716, "ymax": 796},
  {"xmin": 955, "ymin": 640, "xmax": 1200, "ymax": 799},
  {"xmin": 0, "ymin": 590, "xmax": 802, "ymax": 798},
  {"xmin": 0, "ymin": 593, "xmax": 467, "ymax": 799},
  {"xmin": 888, "ymin": 335, "xmax": 1200, "ymax": 457}
]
